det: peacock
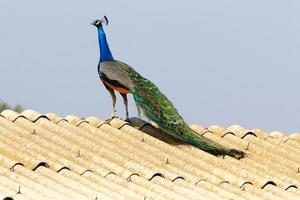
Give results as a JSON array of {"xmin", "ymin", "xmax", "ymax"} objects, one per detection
[
  {"xmin": 91, "ymin": 16, "xmax": 245, "ymax": 159},
  {"xmin": 91, "ymin": 16, "xmax": 133, "ymax": 120}
]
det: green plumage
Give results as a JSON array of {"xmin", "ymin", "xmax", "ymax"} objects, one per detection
[{"xmin": 121, "ymin": 63, "xmax": 245, "ymax": 159}]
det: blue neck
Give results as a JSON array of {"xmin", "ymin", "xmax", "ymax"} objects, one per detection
[{"xmin": 98, "ymin": 26, "xmax": 114, "ymax": 63}]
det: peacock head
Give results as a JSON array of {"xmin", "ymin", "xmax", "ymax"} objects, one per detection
[{"xmin": 91, "ymin": 16, "xmax": 109, "ymax": 28}]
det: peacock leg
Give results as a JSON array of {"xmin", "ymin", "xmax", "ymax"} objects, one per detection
[
  {"xmin": 120, "ymin": 93, "xmax": 129, "ymax": 121},
  {"xmin": 105, "ymin": 86, "xmax": 117, "ymax": 118}
]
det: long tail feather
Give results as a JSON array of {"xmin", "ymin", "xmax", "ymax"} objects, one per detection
[
  {"xmin": 177, "ymin": 125, "xmax": 245, "ymax": 159},
  {"xmin": 125, "ymin": 66, "xmax": 245, "ymax": 159}
]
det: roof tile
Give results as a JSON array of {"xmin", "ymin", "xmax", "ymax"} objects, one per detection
[{"xmin": 0, "ymin": 109, "xmax": 299, "ymax": 200}]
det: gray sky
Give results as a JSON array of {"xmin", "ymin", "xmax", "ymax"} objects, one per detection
[{"xmin": 0, "ymin": 1, "xmax": 299, "ymax": 133}]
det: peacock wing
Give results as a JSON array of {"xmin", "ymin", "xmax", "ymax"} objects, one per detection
[{"xmin": 99, "ymin": 61, "xmax": 134, "ymax": 90}]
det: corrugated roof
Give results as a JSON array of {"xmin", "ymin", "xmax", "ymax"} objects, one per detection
[{"xmin": 0, "ymin": 109, "xmax": 299, "ymax": 200}]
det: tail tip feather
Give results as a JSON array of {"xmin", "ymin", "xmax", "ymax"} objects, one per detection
[{"xmin": 228, "ymin": 149, "xmax": 246, "ymax": 159}]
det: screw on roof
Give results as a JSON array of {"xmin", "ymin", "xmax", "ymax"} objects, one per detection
[
  {"xmin": 32, "ymin": 129, "xmax": 36, "ymax": 134},
  {"xmin": 165, "ymin": 158, "xmax": 169, "ymax": 164},
  {"xmin": 17, "ymin": 185, "xmax": 21, "ymax": 194},
  {"xmin": 141, "ymin": 137, "xmax": 145, "ymax": 142},
  {"xmin": 76, "ymin": 150, "xmax": 81, "ymax": 157},
  {"xmin": 245, "ymin": 142, "xmax": 250, "ymax": 150},
  {"xmin": 297, "ymin": 167, "xmax": 300, "ymax": 173}
]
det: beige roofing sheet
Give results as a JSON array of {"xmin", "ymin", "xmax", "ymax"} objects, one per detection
[{"xmin": 0, "ymin": 109, "xmax": 299, "ymax": 200}]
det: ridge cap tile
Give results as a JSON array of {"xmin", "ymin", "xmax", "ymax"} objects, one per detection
[
  {"xmin": 1, "ymin": 109, "xmax": 20, "ymax": 121},
  {"xmin": 46, "ymin": 113, "xmax": 63, "ymax": 123},
  {"xmin": 21, "ymin": 109, "xmax": 44, "ymax": 122},
  {"xmin": 289, "ymin": 133, "xmax": 300, "ymax": 142}
]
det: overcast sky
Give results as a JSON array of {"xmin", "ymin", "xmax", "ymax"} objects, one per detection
[{"xmin": 0, "ymin": 1, "xmax": 299, "ymax": 133}]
